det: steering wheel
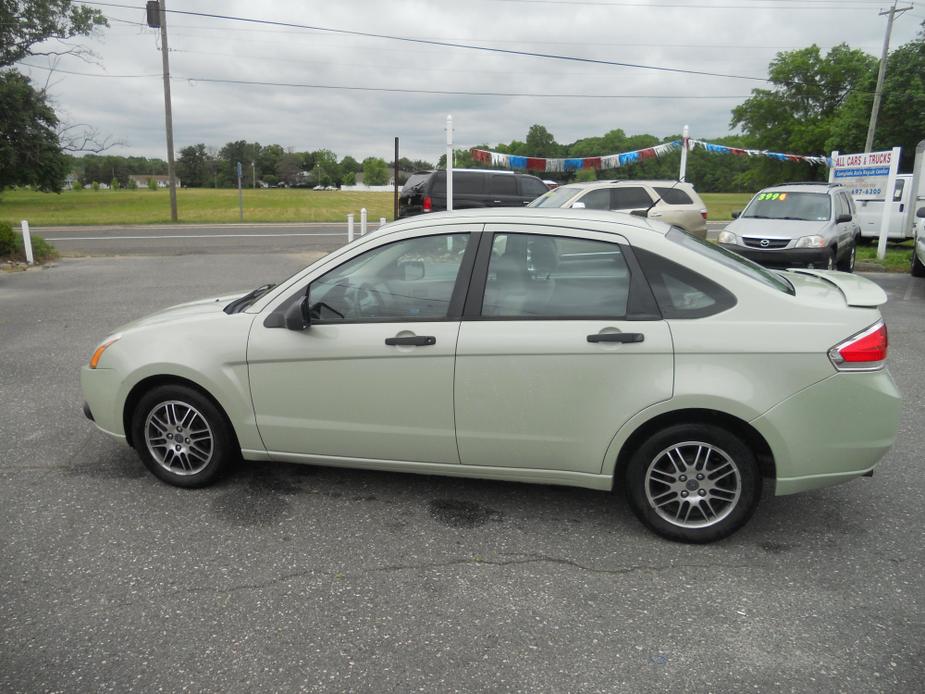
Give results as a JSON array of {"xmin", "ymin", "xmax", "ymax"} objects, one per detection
[{"xmin": 346, "ymin": 282, "xmax": 388, "ymax": 318}]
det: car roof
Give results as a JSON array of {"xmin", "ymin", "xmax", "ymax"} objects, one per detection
[
  {"xmin": 553, "ymin": 179, "xmax": 693, "ymax": 190},
  {"xmin": 379, "ymin": 207, "xmax": 668, "ymax": 237}
]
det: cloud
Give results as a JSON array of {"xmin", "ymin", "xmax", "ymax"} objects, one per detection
[{"xmin": 19, "ymin": 0, "xmax": 922, "ymax": 163}]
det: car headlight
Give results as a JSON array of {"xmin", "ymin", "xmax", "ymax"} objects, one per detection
[
  {"xmin": 89, "ymin": 334, "xmax": 121, "ymax": 369},
  {"xmin": 795, "ymin": 235, "xmax": 826, "ymax": 248},
  {"xmin": 717, "ymin": 230, "xmax": 737, "ymax": 244}
]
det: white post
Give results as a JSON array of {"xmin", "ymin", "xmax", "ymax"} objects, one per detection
[
  {"xmin": 360, "ymin": 207, "xmax": 368, "ymax": 236},
  {"xmin": 446, "ymin": 114, "xmax": 454, "ymax": 212},
  {"xmin": 347, "ymin": 213, "xmax": 354, "ymax": 243},
  {"xmin": 20, "ymin": 220, "xmax": 34, "ymax": 265},
  {"xmin": 876, "ymin": 146, "xmax": 902, "ymax": 260},
  {"xmin": 379, "ymin": 217, "xmax": 386, "ymax": 228},
  {"xmin": 828, "ymin": 151, "xmax": 839, "ymax": 183},
  {"xmin": 679, "ymin": 125, "xmax": 689, "ymax": 182}
]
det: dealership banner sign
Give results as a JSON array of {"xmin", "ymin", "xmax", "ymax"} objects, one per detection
[
  {"xmin": 829, "ymin": 147, "xmax": 902, "ymax": 259},
  {"xmin": 828, "ymin": 148, "xmax": 901, "ymax": 199}
]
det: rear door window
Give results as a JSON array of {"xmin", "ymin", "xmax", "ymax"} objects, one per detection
[
  {"xmin": 611, "ymin": 187, "xmax": 654, "ymax": 210},
  {"xmin": 490, "ymin": 175, "xmax": 517, "ymax": 195}
]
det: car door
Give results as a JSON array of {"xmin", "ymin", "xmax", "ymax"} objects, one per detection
[
  {"xmin": 454, "ymin": 226, "xmax": 674, "ymax": 475},
  {"xmin": 247, "ymin": 229, "xmax": 479, "ymax": 464},
  {"xmin": 834, "ymin": 193, "xmax": 854, "ymax": 252},
  {"xmin": 486, "ymin": 174, "xmax": 523, "ymax": 208}
]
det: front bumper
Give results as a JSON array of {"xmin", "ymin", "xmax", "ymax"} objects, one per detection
[
  {"xmin": 80, "ymin": 366, "xmax": 126, "ymax": 440},
  {"xmin": 720, "ymin": 243, "xmax": 830, "ymax": 269}
]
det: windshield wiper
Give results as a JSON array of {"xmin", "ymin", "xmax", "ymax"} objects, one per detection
[{"xmin": 224, "ymin": 283, "xmax": 276, "ymax": 314}]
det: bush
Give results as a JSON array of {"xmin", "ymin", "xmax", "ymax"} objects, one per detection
[
  {"xmin": 0, "ymin": 221, "xmax": 58, "ymax": 262},
  {"xmin": 574, "ymin": 168, "xmax": 597, "ymax": 182},
  {"xmin": 127, "ymin": 178, "xmax": 138, "ymax": 189},
  {"xmin": 110, "ymin": 178, "xmax": 120, "ymax": 190},
  {"xmin": 147, "ymin": 178, "xmax": 158, "ymax": 191},
  {"xmin": 0, "ymin": 221, "xmax": 15, "ymax": 255},
  {"xmin": 91, "ymin": 181, "xmax": 100, "ymax": 191}
]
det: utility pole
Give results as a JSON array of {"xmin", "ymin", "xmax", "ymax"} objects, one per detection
[
  {"xmin": 864, "ymin": 1, "xmax": 912, "ymax": 153},
  {"xmin": 149, "ymin": 0, "xmax": 178, "ymax": 221},
  {"xmin": 393, "ymin": 136, "xmax": 399, "ymax": 220}
]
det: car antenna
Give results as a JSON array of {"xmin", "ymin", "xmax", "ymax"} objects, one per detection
[{"xmin": 637, "ymin": 178, "xmax": 680, "ymax": 218}]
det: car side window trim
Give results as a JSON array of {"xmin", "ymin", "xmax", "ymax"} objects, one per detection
[{"xmin": 462, "ymin": 230, "xmax": 661, "ymax": 322}]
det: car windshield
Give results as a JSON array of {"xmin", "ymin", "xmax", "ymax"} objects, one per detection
[
  {"xmin": 741, "ymin": 191, "xmax": 831, "ymax": 221},
  {"xmin": 527, "ymin": 186, "xmax": 583, "ymax": 208},
  {"xmin": 666, "ymin": 227, "xmax": 794, "ymax": 295}
]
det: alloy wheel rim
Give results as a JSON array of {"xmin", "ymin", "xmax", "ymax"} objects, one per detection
[
  {"xmin": 644, "ymin": 441, "xmax": 741, "ymax": 528},
  {"xmin": 144, "ymin": 400, "xmax": 214, "ymax": 475}
]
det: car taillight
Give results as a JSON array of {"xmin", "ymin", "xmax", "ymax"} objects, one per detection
[
  {"xmin": 422, "ymin": 196, "xmax": 432, "ymax": 212},
  {"xmin": 700, "ymin": 209, "xmax": 708, "ymax": 220},
  {"xmin": 828, "ymin": 321, "xmax": 888, "ymax": 371}
]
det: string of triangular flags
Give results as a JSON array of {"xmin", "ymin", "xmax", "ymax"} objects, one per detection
[{"xmin": 469, "ymin": 139, "xmax": 830, "ymax": 173}]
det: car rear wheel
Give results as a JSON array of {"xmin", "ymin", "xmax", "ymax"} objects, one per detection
[
  {"xmin": 912, "ymin": 249, "xmax": 925, "ymax": 277},
  {"xmin": 131, "ymin": 384, "xmax": 235, "ymax": 487},
  {"xmin": 625, "ymin": 423, "xmax": 762, "ymax": 543}
]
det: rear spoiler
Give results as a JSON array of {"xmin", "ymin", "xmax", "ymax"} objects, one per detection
[{"xmin": 789, "ymin": 269, "xmax": 888, "ymax": 307}]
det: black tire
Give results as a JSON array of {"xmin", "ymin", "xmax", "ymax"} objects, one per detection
[
  {"xmin": 912, "ymin": 250, "xmax": 925, "ymax": 278},
  {"xmin": 131, "ymin": 384, "xmax": 235, "ymax": 488},
  {"xmin": 624, "ymin": 423, "xmax": 762, "ymax": 543},
  {"xmin": 837, "ymin": 241, "xmax": 856, "ymax": 273}
]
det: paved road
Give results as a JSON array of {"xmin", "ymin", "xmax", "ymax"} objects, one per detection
[
  {"xmin": 1, "ymin": 256, "xmax": 923, "ymax": 692},
  {"xmin": 37, "ymin": 221, "xmax": 729, "ymax": 255},
  {"xmin": 38, "ymin": 223, "xmax": 360, "ymax": 256}
]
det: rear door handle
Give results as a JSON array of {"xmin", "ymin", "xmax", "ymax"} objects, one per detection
[
  {"xmin": 385, "ymin": 335, "xmax": 436, "ymax": 346},
  {"xmin": 587, "ymin": 332, "xmax": 644, "ymax": 344}
]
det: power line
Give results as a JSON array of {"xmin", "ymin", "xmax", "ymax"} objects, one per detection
[{"xmin": 74, "ymin": 1, "xmax": 771, "ymax": 81}]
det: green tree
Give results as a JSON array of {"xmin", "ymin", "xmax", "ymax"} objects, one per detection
[
  {"xmin": 829, "ymin": 34, "xmax": 925, "ymax": 170},
  {"xmin": 524, "ymin": 124, "xmax": 561, "ymax": 157},
  {"xmin": 362, "ymin": 157, "xmax": 389, "ymax": 185},
  {"xmin": 177, "ymin": 144, "xmax": 211, "ymax": 188},
  {"xmin": 0, "ymin": 71, "xmax": 69, "ymax": 191},
  {"xmin": 311, "ymin": 149, "xmax": 340, "ymax": 186},
  {"xmin": 340, "ymin": 155, "xmax": 361, "ymax": 174},
  {"xmin": 0, "ymin": 0, "xmax": 107, "ymax": 66},
  {"xmin": 341, "ymin": 171, "xmax": 356, "ymax": 186},
  {"xmin": 731, "ymin": 44, "xmax": 876, "ymax": 187}
]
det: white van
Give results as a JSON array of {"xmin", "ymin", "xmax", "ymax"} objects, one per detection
[{"xmin": 854, "ymin": 174, "xmax": 925, "ymax": 241}]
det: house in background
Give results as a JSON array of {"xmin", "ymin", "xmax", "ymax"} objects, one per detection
[{"xmin": 128, "ymin": 175, "xmax": 181, "ymax": 188}]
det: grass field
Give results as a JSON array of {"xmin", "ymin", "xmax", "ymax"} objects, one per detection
[
  {"xmin": 0, "ymin": 188, "xmax": 396, "ymax": 226},
  {"xmin": 1, "ymin": 188, "xmax": 756, "ymax": 227}
]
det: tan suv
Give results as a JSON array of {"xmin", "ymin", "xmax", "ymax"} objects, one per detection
[{"xmin": 528, "ymin": 179, "xmax": 708, "ymax": 238}]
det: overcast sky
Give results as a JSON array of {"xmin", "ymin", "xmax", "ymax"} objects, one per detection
[{"xmin": 17, "ymin": 0, "xmax": 925, "ymax": 164}]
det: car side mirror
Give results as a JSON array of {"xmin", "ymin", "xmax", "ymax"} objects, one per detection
[
  {"xmin": 284, "ymin": 295, "xmax": 311, "ymax": 331},
  {"xmin": 731, "ymin": 210, "xmax": 741, "ymax": 219},
  {"xmin": 917, "ymin": 206, "xmax": 925, "ymax": 219},
  {"xmin": 570, "ymin": 201, "xmax": 586, "ymax": 209},
  {"xmin": 399, "ymin": 259, "xmax": 425, "ymax": 281},
  {"xmin": 836, "ymin": 213, "xmax": 853, "ymax": 224}
]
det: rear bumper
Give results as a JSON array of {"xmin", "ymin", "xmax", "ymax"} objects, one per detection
[
  {"xmin": 751, "ymin": 369, "xmax": 901, "ymax": 495},
  {"xmin": 720, "ymin": 243, "xmax": 830, "ymax": 269}
]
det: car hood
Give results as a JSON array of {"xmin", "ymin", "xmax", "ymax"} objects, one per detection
[
  {"xmin": 784, "ymin": 270, "xmax": 888, "ymax": 308},
  {"xmin": 116, "ymin": 291, "xmax": 247, "ymax": 332},
  {"xmin": 728, "ymin": 217, "xmax": 829, "ymax": 238}
]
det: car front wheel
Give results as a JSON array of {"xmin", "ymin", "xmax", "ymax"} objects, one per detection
[
  {"xmin": 912, "ymin": 249, "xmax": 925, "ymax": 277},
  {"xmin": 837, "ymin": 242, "xmax": 856, "ymax": 272},
  {"xmin": 131, "ymin": 384, "xmax": 235, "ymax": 487},
  {"xmin": 625, "ymin": 423, "xmax": 762, "ymax": 543}
]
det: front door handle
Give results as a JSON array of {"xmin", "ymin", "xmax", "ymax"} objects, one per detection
[
  {"xmin": 587, "ymin": 332, "xmax": 644, "ymax": 344},
  {"xmin": 385, "ymin": 335, "xmax": 436, "ymax": 346}
]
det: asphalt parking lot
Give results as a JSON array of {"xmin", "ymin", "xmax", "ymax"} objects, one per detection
[{"xmin": 1, "ymin": 254, "xmax": 923, "ymax": 693}]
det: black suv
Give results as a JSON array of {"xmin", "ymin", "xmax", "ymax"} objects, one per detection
[{"xmin": 398, "ymin": 169, "xmax": 549, "ymax": 218}]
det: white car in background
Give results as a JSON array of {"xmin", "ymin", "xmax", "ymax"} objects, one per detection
[{"xmin": 528, "ymin": 180, "xmax": 709, "ymax": 238}]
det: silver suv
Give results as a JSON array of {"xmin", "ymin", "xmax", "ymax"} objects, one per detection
[
  {"xmin": 528, "ymin": 179, "xmax": 708, "ymax": 238},
  {"xmin": 718, "ymin": 182, "xmax": 860, "ymax": 272}
]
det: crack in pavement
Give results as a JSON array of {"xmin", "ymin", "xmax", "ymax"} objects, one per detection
[{"xmin": 100, "ymin": 553, "xmax": 765, "ymax": 609}]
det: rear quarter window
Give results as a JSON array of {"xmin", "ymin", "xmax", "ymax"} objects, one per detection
[
  {"xmin": 634, "ymin": 247, "xmax": 737, "ymax": 319},
  {"xmin": 653, "ymin": 187, "xmax": 694, "ymax": 205},
  {"xmin": 519, "ymin": 175, "xmax": 550, "ymax": 198}
]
